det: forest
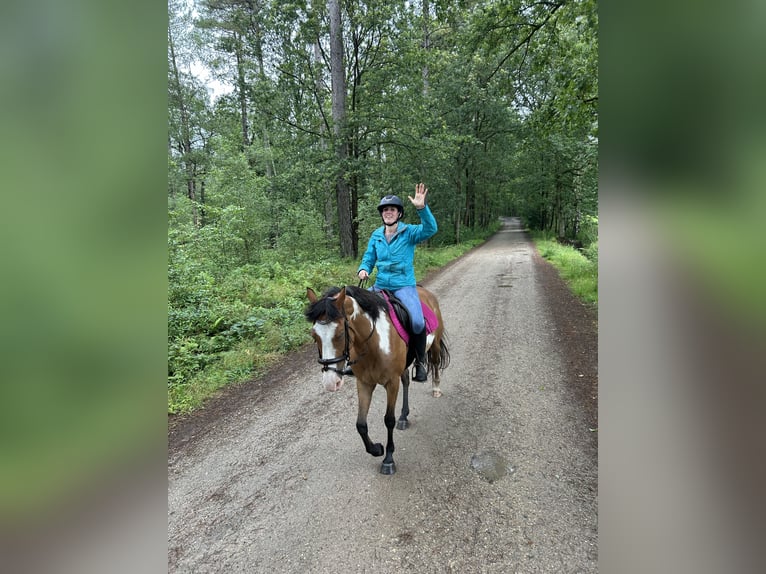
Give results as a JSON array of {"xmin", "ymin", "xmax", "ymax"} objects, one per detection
[{"xmin": 168, "ymin": 0, "xmax": 598, "ymax": 413}]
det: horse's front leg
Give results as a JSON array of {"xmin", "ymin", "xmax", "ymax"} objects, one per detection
[
  {"xmin": 356, "ymin": 380, "xmax": 384, "ymax": 457},
  {"xmin": 396, "ymin": 369, "xmax": 410, "ymax": 430},
  {"xmin": 380, "ymin": 379, "xmax": 400, "ymax": 475}
]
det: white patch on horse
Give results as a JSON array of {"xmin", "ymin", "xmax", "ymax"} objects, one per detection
[
  {"xmin": 349, "ymin": 298, "xmax": 362, "ymax": 320},
  {"xmin": 376, "ymin": 310, "xmax": 392, "ymax": 356},
  {"xmin": 313, "ymin": 321, "xmax": 340, "ymax": 361},
  {"xmin": 426, "ymin": 332, "xmax": 435, "ymax": 351},
  {"xmin": 349, "ymin": 297, "xmax": 376, "ymax": 333}
]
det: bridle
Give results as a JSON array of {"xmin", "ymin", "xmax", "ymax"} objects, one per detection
[
  {"xmin": 315, "ymin": 317, "xmax": 355, "ymax": 376},
  {"xmin": 314, "ymin": 288, "xmax": 377, "ymax": 376}
]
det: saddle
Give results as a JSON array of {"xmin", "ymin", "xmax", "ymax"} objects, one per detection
[{"xmin": 379, "ymin": 289, "xmax": 439, "ymax": 346}]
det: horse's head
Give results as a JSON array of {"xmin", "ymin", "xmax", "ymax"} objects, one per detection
[{"xmin": 306, "ymin": 287, "xmax": 351, "ymax": 392}]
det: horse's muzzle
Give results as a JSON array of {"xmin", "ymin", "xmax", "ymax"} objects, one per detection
[{"xmin": 322, "ymin": 370, "xmax": 344, "ymax": 392}]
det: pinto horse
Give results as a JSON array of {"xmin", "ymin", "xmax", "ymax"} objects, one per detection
[{"xmin": 305, "ymin": 285, "xmax": 450, "ymax": 474}]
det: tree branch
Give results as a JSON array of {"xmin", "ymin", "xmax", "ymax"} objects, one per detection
[{"xmin": 484, "ymin": 2, "xmax": 564, "ymax": 86}]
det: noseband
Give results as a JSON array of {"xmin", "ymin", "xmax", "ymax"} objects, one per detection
[{"xmin": 315, "ymin": 311, "xmax": 376, "ymax": 376}]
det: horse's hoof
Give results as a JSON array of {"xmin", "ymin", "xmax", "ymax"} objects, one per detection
[
  {"xmin": 380, "ymin": 461, "xmax": 396, "ymax": 475},
  {"xmin": 396, "ymin": 419, "xmax": 409, "ymax": 430},
  {"xmin": 370, "ymin": 443, "xmax": 384, "ymax": 457},
  {"xmin": 432, "ymin": 389, "xmax": 442, "ymax": 398}
]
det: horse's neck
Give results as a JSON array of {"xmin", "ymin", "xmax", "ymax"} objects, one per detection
[
  {"xmin": 349, "ymin": 311, "xmax": 377, "ymax": 343},
  {"xmin": 349, "ymin": 309, "xmax": 397, "ymax": 355}
]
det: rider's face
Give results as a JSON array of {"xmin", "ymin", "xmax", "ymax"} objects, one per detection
[{"xmin": 381, "ymin": 206, "xmax": 399, "ymax": 224}]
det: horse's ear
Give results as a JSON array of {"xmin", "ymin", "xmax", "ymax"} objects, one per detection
[
  {"xmin": 334, "ymin": 287, "xmax": 346, "ymax": 311},
  {"xmin": 306, "ymin": 287, "xmax": 317, "ymax": 303}
]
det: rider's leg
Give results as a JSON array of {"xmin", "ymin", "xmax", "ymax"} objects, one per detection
[
  {"xmin": 409, "ymin": 330, "xmax": 428, "ymax": 382},
  {"xmin": 395, "ymin": 286, "xmax": 427, "ymax": 382}
]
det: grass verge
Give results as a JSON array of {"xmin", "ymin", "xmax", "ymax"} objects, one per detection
[{"xmin": 532, "ymin": 233, "xmax": 598, "ymax": 307}]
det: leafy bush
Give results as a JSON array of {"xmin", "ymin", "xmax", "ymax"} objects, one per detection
[
  {"xmin": 583, "ymin": 240, "xmax": 598, "ymax": 265},
  {"xmin": 533, "ymin": 235, "xmax": 598, "ymax": 306},
  {"xmin": 167, "ymin": 250, "xmax": 366, "ymax": 413},
  {"xmin": 577, "ymin": 214, "xmax": 599, "ymax": 248}
]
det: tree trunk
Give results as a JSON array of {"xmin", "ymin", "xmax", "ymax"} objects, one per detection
[
  {"xmin": 422, "ymin": 0, "xmax": 430, "ymax": 96},
  {"xmin": 454, "ymin": 166, "xmax": 463, "ymax": 243},
  {"xmin": 234, "ymin": 35, "xmax": 250, "ymax": 152},
  {"xmin": 199, "ymin": 178, "xmax": 206, "ymax": 226},
  {"xmin": 315, "ymin": 40, "xmax": 334, "ymax": 243},
  {"xmin": 168, "ymin": 26, "xmax": 200, "ymax": 227},
  {"xmin": 328, "ymin": 0, "xmax": 355, "ymax": 258},
  {"xmin": 350, "ymin": 165, "xmax": 359, "ymax": 254},
  {"xmin": 253, "ymin": 18, "xmax": 275, "ymax": 178},
  {"xmin": 463, "ymin": 167, "xmax": 475, "ymax": 229}
]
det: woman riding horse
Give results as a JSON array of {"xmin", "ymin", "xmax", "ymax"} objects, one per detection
[
  {"xmin": 305, "ymin": 284, "xmax": 449, "ymax": 474},
  {"xmin": 357, "ymin": 183, "xmax": 436, "ymax": 382}
]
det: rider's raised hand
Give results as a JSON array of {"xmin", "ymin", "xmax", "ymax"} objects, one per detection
[{"xmin": 407, "ymin": 183, "xmax": 428, "ymax": 209}]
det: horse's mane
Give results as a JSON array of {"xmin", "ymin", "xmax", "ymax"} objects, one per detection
[
  {"xmin": 305, "ymin": 286, "xmax": 343, "ymax": 322},
  {"xmin": 305, "ymin": 285, "xmax": 385, "ymax": 323},
  {"xmin": 345, "ymin": 285, "xmax": 384, "ymax": 321}
]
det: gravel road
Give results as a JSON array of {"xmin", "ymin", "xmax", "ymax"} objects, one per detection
[{"xmin": 168, "ymin": 217, "xmax": 598, "ymax": 573}]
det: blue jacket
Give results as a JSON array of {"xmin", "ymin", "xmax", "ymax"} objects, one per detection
[{"xmin": 358, "ymin": 205, "xmax": 437, "ymax": 290}]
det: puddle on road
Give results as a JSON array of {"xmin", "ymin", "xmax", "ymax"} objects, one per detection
[{"xmin": 470, "ymin": 451, "xmax": 515, "ymax": 483}]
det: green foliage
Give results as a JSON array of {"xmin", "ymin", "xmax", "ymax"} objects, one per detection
[
  {"xmin": 167, "ymin": 0, "xmax": 598, "ymax": 413},
  {"xmin": 578, "ymin": 215, "xmax": 598, "ymax": 265},
  {"xmin": 167, "ymin": 243, "xmax": 364, "ymax": 414},
  {"xmin": 583, "ymin": 241, "xmax": 599, "ymax": 266},
  {"xmin": 578, "ymin": 215, "xmax": 599, "ymax": 247},
  {"xmin": 492, "ymin": 0, "xmax": 598, "ymax": 239},
  {"xmin": 534, "ymin": 234, "xmax": 598, "ymax": 306}
]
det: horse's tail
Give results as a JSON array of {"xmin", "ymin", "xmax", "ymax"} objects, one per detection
[{"xmin": 428, "ymin": 331, "xmax": 451, "ymax": 377}]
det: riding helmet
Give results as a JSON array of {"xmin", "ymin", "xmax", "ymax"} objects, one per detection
[{"xmin": 377, "ymin": 194, "xmax": 404, "ymax": 215}]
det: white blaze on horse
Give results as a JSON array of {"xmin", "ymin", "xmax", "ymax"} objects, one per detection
[{"xmin": 305, "ymin": 285, "xmax": 450, "ymax": 474}]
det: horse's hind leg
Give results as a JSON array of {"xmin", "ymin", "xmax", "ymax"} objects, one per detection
[
  {"xmin": 380, "ymin": 379, "xmax": 400, "ymax": 475},
  {"xmin": 429, "ymin": 336, "xmax": 443, "ymax": 398},
  {"xmin": 356, "ymin": 381, "xmax": 383, "ymax": 457},
  {"xmin": 396, "ymin": 370, "xmax": 410, "ymax": 430}
]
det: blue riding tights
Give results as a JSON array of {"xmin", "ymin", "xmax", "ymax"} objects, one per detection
[{"xmin": 373, "ymin": 285, "xmax": 425, "ymax": 333}]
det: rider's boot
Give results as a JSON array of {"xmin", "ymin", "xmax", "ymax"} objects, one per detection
[{"xmin": 411, "ymin": 329, "xmax": 428, "ymax": 382}]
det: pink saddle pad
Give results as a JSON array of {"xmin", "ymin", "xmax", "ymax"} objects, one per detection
[{"xmin": 381, "ymin": 292, "xmax": 439, "ymax": 345}]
